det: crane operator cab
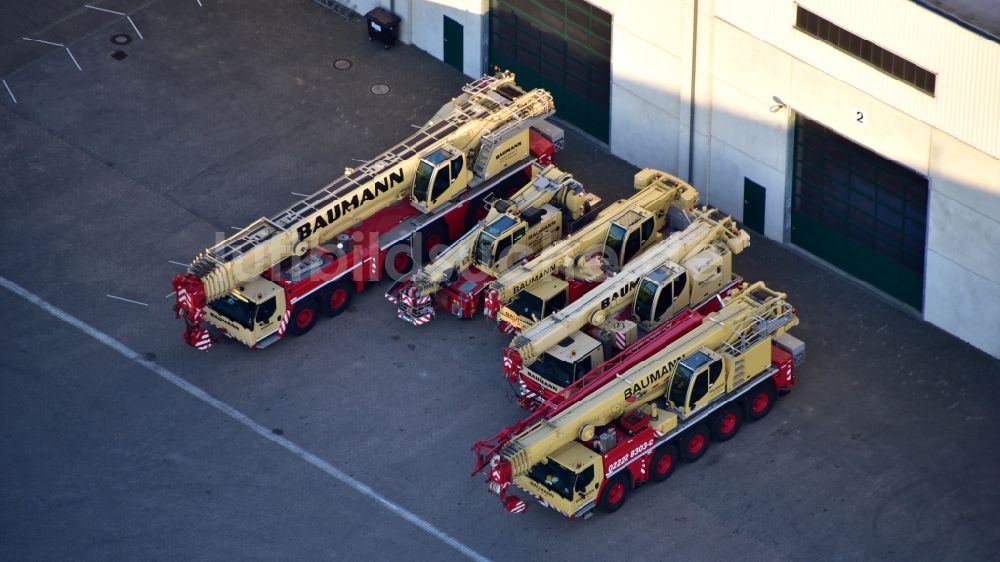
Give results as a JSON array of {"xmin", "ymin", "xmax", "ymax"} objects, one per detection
[
  {"xmin": 632, "ymin": 262, "xmax": 690, "ymax": 330},
  {"xmin": 411, "ymin": 145, "xmax": 469, "ymax": 213},
  {"xmin": 600, "ymin": 209, "xmax": 657, "ymax": 272},
  {"xmin": 474, "ymin": 213, "xmax": 529, "ymax": 272},
  {"xmin": 666, "ymin": 348, "xmax": 727, "ymax": 418}
]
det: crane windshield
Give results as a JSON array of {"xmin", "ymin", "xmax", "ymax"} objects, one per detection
[
  {"xmin": 528, "ymin": 459, "xmax": 575, "ymax": 500},
  {"xmin": 475, "ymin": 231, "xmax": 497, "ymax": 266},
  {"xmin": 634, "ymin": 267, "xmax": 671, "ymax": 321},
  {"xmin": 412, "ymin": 161, "xmax": 434, "ymax": 203},
  {"xmin": 668, "ymin": 362, "xmax": 694, "ymax": 406},
  {"xmin": 529, "ymin": 352, "xmax": 576, "ymax": 388},
  {"xmin": 209, "ymin": 294, "xmax": 255, "ymax": 330},
  {"xmin": 633, "ymin": 279, "xmax": 658, "ymax": 322},
  {"xmin": 604, "ymin": 223, "xmax": 628, "ymax": 268},
  {"xmin": 507, "ymin": 291, "xmax": 544, "ymax": 322}
]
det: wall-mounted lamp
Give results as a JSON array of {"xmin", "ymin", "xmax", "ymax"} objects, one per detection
[{"xmin": 769, "ymin": 95, "xmax": 787, "ymax": 113}]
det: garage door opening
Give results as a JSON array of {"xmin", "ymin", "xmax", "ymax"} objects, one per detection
[
  {"xmin": 488, "ymin": 0, "xmax": 611, "ymax": 142},
  {"xmin": 792, "ymin": 114, "xmax": 928, "ymax": 310}
]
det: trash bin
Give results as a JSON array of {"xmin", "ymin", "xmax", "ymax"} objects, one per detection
[{"xmin": 365, "ymin": 8, "xmax": 401, "ymax": 49}]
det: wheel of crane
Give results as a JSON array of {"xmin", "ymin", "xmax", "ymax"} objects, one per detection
[
  {"xmin": 320, "ymin": 279, "xmax": 353, "ymax": 318},
  {"xmin": 650, "ymin": 443, "xmax": 678, "ymax": 483},
  {"xmin": 711, "ymin": 404, "xmax": 743, "ymax": 442},
  {"xmin": 598, "ymin": 473, "xmax": 630, "ymax": 514},
  {"xmin": 679, "ymin": 424, "xmax": 710, "ymax": 463},
  {"xmin": 384, "ymin": 242, "xmax": 414, "ymax": 280},
  {"xmin": 286, "ymin": 299, "xmax": 319, "ymax": 337},
  {"xmin": 419, "ymin": 223, "xmax": 450, "ymax": 264},
  {"xmin": 744, "ymin": 380, "xmax": 777, "ymax": 422}
]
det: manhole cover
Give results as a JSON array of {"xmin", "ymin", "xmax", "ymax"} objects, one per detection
[
  {"xmin": 110, "ymin": 50, "xmax": 128, "ymax": 61},
  {"xmin": 111, "ymin": 33, "xmax": 132, "ymax": 45},
  {"xmin": 333, "ymin": 58, "xmax": 352, "ymax": 70},
  {"xmin": 370, "ymin": 83, "xmax": 390, "ymax": 95}
]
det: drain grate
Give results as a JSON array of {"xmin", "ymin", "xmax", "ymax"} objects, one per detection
[
  {"xmin": 110, "ymin": 50, "xmax": 128, "ymax": 60},
  {"xmin": 111, "ymin": 33, "xmax": 132, "ymax": 45},
  {"xmin": 370, "ymin": 83, "xmax": 390, "ymax": 95},
  {"xmin": 333, "ymin": 58, "xmax": 352, "ymax": 70}
]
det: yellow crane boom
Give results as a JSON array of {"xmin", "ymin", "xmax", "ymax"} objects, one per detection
[
  {"xmin": 178, "ymin": 73, "xmax": 553, "ymax": 305},
  {"xmin": 508, "ymin": 207, "xmax": 749, "ymax": 367},
  {"xmin": 483, "ymin": 169, "xmax": 698, "ymax": 318}
]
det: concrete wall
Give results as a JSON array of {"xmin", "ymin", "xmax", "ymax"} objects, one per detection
[
  {"xmin": 707, "ymin": 0, "xmax": 1000, "ymax": 357},
  {"xmin": 341, "ymin": 0, "xmax": 487, "ymax": 78}
]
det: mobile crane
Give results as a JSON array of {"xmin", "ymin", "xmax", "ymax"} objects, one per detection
[
  {"xmin": 481, "ymin": 169, "xmax": 699, "ymax": 330},
  {"xmin": 472, "ymin": 282, "xmax": 805, "ymax": 518},
  {"xmin": 503, "ymin": 207, "xmax": 749, "ymax": 407},
  {"xmin": 385, "ymin": 164, "xmax": 601, "ymax": 325},
  {"xmin": 171, "ymin": 72, "xmax": 563, "ymax": 350}
]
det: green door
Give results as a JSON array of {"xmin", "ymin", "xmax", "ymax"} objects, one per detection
[
  {"xmin": 742, "ymin": 178, "xmax": 766, "ymax": 234},
  {"xmin": 443, "ymin": 16, "xmax": 463, "ymax": 72},
  {"xmin": 488, "ymin": 0, "xmax": 612, "ymax": 142},
  {"xmin": 791, "ymin": 114, "xmax": 928, "ymax": 310}
]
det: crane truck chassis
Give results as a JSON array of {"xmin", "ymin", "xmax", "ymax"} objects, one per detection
[
  {"xmin": 480, "ymin": 169, "xmax": 699, "ymax": 332},
  {"xmin": 171, "ymin": 72, "xmax": 563, "ymax": 350},
  {"xmin": 504, "ymin": 207, "xmax": 750, "ymax": 407},
  {"xmin": 385, "ymin": 164, "xmax": 601, "ymax": 325},
  {"xmin": 473, "ymin": 283, "xmax": 805, "ymax": 519}
]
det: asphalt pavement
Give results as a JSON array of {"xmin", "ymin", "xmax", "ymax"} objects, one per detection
[{"xmin": 2, "ymin": 1, "xmax": 999, "ymax": 561}]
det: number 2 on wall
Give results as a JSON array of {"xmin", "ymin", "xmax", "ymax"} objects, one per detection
[{"xmin": 854, "ymin": 109, "xmax": 867, "ymax": 126}]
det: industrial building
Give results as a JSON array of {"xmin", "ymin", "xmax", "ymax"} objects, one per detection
[{"xmin": 335, "ymin": 0, "xmax": 1000, "ymax": 358}]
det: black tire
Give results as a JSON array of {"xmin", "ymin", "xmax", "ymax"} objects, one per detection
[
  {"xmin": 650, "ymin": 443, "xmax": 678, "ymax": 483},
  {"xmin": 598, "ymin": 473, "xmax": 630, "ymax": 514},
  {"xmin": 744, "ymin": 380, "xmax": 777, "ymax": 422},
  {"xmin": 286, "ymin": 299, "xmax": 319, "ymax": 337},
  {"xmin": 418, "ymin": 223, "xmax": 450, "ymax": 264},
  {"xmin": 679, "ymin": 424, "xmax": 711, "ymax": 463},
  {"xmin": 384, "ymin": 242, "xmax": 414, "ymax": 280},
  {"xmin": 711, "ymin": 404, "xmax": 743, "ymax": 442},
  {"xmin": 320, "ymin": 279, "xmax": 353, "ymax": 318}
]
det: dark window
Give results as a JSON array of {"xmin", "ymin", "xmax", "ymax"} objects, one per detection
[
  {"xmin": 653, "ymin": 282, "xmax": 672, "ymax": 321},
  {"xmin": 575, "ymin": 464, "xmax": 595, "ymax": 493},
  {"xmin": 689, "ymin": 371, "xmax": 709, "ymax": 406},
  {"xmin": 255, "ymin": 297, "xmax": 277, "ymax": 324},
  {"xmin": 672, "ymin": 271, "xmax": 687, "ymax": 299},
  {"xmin": 574, "ymin": 355, "xmax": 592, "ymax": 382},
  {"xmin": 495, "ymin": 233, "xmax": 514, "ymax": 261},
  {"xmin": 450, "ymin": 155, "xmax": 463, "ymax": 179},
  {"xmin": 622, "ymin": 231, "xmax": 642, "ymax": 265},
  {"xmin": 546, "ymin": 289, "xmax": 567, "ymax": 313},
  {"xmin": 640, "ymin": 217, "xmax": 654, "ymax": 242},
  {"xmin": 431, "ymin": 166, "xmax": 450, "ymax": 201},
  {"xmin": 708, "ymin": 359, "xmax": 722, "ymax": 385},
  {"xmin": 794, "ymin": 5, "xmax": 935, "ymax": 96}
]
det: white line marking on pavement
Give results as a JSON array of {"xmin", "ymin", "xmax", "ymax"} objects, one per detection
[
  {"xmin": 85, "ymin": 4, "xmax": 127, "ymax": 16},
  {"xmin": 168, "ymin": 260, "xmax": 188, "ymax": 267},
  {"xmin": 2, "ymin": 80, "xmax": 17, "ymax": 103},
  {"xmin": 106, "ymin": 294, "xmax": 149, "ymax": 306},
  {"xmin": 65, "ymin": 48, "xmax": 82, "ymax": 71},
  {"xmin": 0, "ymin": 275, "xmax": 490, "ymax": 562}
]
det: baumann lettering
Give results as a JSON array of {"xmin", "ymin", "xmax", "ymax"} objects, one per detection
[
  {"xmin": 600, "ymin": 277, "xmax": 642, "ymax": 309},
  {"xmin": 296, "ymin": 168, "xmax": 404, "ymax": 241},
  {"xmin": 509, "ymin": 262, "xmax": 561, "ymax": 295},
  {"xmin": 493, "ymin": 140, "xmax": 523, "ymax": 161},
  {"xmin": 623, "ymin": 358, "xmax": 678, "ymax": 401}
]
